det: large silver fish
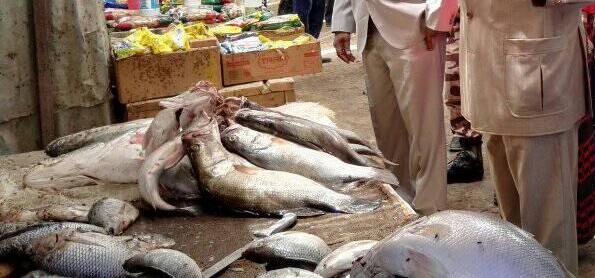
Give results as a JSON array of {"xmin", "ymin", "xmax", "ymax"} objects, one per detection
[
  {"xmin": 0, "ymin": 222, "xmax": 105, "ymax": 258},
  {"xmin": 183, "ymin": 123, "xmax": 381, "ymax": 216},
  {"xmin": 123, "ymin": 249, "xmax": 202, "ymax": 278},
  {"xmin": 28, "ymin": 231, "xmax": 133, "ymax": 278},
  {"xmin": 221, "ymin": 125, "xmax": 398, "ymax": 187},
  {"xmin": 25, "ymin": 128, "xmax": 146, "ymax": 190},
  {"xmin": 87, "ymin": 198, "xmax": 139, "ymax": 235},
  {"xmin": 45, "ymin": 119, "xmax": 152, "ymax": 157},
  {"xmin": 244, "ymin": 231, "xmax": 332, "ymax": 268},
  {"xmin": 314, "ymin": 240, "xmax": 378, "ymax": 278},
  {"xmin": 351, "ymin": 210, "xmax": 573, "ymax": 278},
  {"xmin": 258, "ymin": 268, "xmax": 323, "ymax": 278},
  {"xmin": 233, "ymin": 109, "xmax": 376, "ymax": 167}
]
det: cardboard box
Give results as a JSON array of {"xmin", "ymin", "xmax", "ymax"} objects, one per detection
[
  {"xmin": 257, "ymin": 27, "xmax": 305, "ymax": 41},
  {"xmin": 265, "ymin": 77, "xmax": 295, "ymax": 92},
  {"xmin": 221, "ymin": 42, "xmax": 322, "ymax": 86},
  {"xmin": 115, "ymin": 46, "xmax": 222, "ymax": 104},
  {"xmin": 125, "ymin": 99, "xmax": 161, "ymax": 121},
  {"xmin": 190, "ymin": 37, "xmax": 219, "ymax": 48}
]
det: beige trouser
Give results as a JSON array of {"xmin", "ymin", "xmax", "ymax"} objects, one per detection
[
  {"xmin": 486, "ymin": 125, "xmax": 579, "ymax": 275},
  {"xmin": 362, "ymin": 30, "xmax": 447, "ymax": 215}
]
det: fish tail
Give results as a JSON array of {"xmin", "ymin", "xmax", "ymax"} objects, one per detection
[
  {"xmin": 370, "ymin": 168, "xmax": 399, "ymax": 186},
  {"xmin": 339, "ymin": 198, "xmax": 381, "ymax": 214}
]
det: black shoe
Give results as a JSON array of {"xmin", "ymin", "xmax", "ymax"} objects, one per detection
[
  {"xmin": 449, "ymin": 137, "xmax": 464, "ymax": 152},
  {"xmin": 322, "ymin": 57, "xmax": 332, "ymax": 63},
  {"xmin": 447, "ymin": 149, "xmax": 484, "ymax": 184}
]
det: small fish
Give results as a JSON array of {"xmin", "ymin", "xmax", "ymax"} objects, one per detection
[
  {"xmin": 221, "ymin": 125, "xmax": 398, "ymax": 187},
  {"xmin": 314, "ymin": 240, "xmax": 378, "ymax": 278},
  {"xmin": 87, "ymin": 198, "xmax": 139, "ymax": 235},
  {"xmin": 253, "ymin": 213, "xmax": 298, "ymax": 238},
  {"xmin": 123, "ymin": 249, "xmax": 202, "ymax": 278},
  {"xmin": 233, "ymin": 109, "xmax": 374, "ymax": 167},
  {"xmin": 257, "ymin": 268, "xmax": 323, "ymax": 278},
  {"xmin": 45, "ymin": 119, "xmax": 152, "ymax": 157},
  {"xmin": 243, "ymin": 231, "xmax": 332, "ymax": 268},
  {"xmin": 0, "ymin": 222, "xmax": 105, "ymax": 258},
  {"xmin": 29, "ymin": 231, "xmax": 133, "ymax": 278},
  {"xmin": 35, "ymin": 204, "xmax": 90, "ymax": 223}
]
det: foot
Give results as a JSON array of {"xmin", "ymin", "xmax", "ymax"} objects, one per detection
[
  {"xmin": 447, "ymin": 149, "xmax": 484, "ymax": 184},
  {"xmin": 322, "ymin": 57, "xmax": 332, "ymax": 63}
]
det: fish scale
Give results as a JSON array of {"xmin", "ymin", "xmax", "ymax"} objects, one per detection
[
  {"xmin": 244, "ymin": 232, "xmax": 332, "ymax": 267},
  {"xmin": 351, "ymin": 210, "xmax": 571, "ymax": 278}
]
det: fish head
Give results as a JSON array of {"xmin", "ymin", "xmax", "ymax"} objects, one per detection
[
  {"xmin": 234, "ymin": 109, "xmax": 277, "ymax": 132},
  {"xmin": 221, "ymin": 125, "xmax": 270, "ymax": 154}
]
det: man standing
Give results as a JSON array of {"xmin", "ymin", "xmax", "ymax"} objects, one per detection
[
  {"xmin": 332, "ymin": 0, "xmax": 458, "ymax": 215},
  {"xmin": 443, "ymin": 12, "xmax": 484, "ymax": 184},
  {"xmin": 294, "ymin": 0, "xmax": 326, "ymax": 38},
  {"xmin": 459, "ymin": 0, "xmax": 593, "ymax": 274}
]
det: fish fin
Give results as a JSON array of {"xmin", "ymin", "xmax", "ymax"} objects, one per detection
[
  {"xmin": 338, "ymin": 198, "xmax": 381, "ymax": 214},
  {"xmin": 280, "ymin": 208, "xmax": 326, "ymax": 217},
  {"xmin": 369, "ymin": 169, "xmax": 399, "ymax": 186},
  {"xmin": 174, "ymin": 205, "xmax": 203, "ymax": 216},
  {"xmin": 163, "ymin": 141, "xmax": 186, "ymax": 170},
  {"xmin": 406, "ymin": 249, "xmax": 447, "ymax": 278}
]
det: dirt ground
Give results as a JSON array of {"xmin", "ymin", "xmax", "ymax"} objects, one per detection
[{"xmin": 0, "ymin": 26, "xmax": 593, "ymax": 277}]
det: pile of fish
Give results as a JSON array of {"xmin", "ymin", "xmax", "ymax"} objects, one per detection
[{"xmin": 247, "ymin": 211, "xmax": 574, "ymax": 278}]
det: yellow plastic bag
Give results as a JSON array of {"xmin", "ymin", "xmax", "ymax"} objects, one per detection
[
  {"xmin": 210, "ymin": 25, "xmax": 242, "ymax": 37},
  {"xmin": 163, "ymin": 24, "xmax": 190, "ymax": 51},
  {"xmin": 184, "ymin": 22, "xmax": 214, "ymax": 40},
  {"xmin": 128, "ymin": 27, "xmax": 173, "ymax": 54}
]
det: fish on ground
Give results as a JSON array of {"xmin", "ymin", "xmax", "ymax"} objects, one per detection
[
  {"xmin": 0, "ymin": 222, "xmax": 105, "ymax": 258},
  {"xmin": 87, "ymin": 198, "xmax": 139, "ymax": 235},
  {"xmin": 24, "ymin": 128, "xmax": 147, "ymax": 190},
  {"xmin": 243, "ymin": 231, "xmax": 332, "ymax": 269},
  {"xmin": 221, "ymin": 124, "xmax": 398, "ymax": 187},
  {"xmin": 22, "ymin": 270, "xmax": 67, "ymax": 278},
  {"xmin": 351, "ymin": 210, "xmax": 573, "ymax": 278},
  {"xmin": 35, "ymin": 204, "xmax": 90, "ymax": 223},
  {"xmin": 123, "ymin": 248, "xmax": 202, "ymax": 278},
  {"xmin": 28, "ymin": 231, "xmax": 134, "ymax": 278},
  {"xmin": 45, "ymin": 119, "xmax": 152, "ymax": 157},
  {"xmin": 234, "ymin": 109, "xmax": 375, "ymax": 168},
  {"xmin": 257, "ymin": 268, "xmax": 323, "ymax": 278},
  {"xmin": 138, "ymin": 137, "xmax": 199, "ymax": 214},
  {"xmin": 143, "ymin": 109, "xmax": 181, "ymax": 156},
  {"xmin": 314, "ymin": 240, "xmax": 378, "ymax": 278},
  {"xmin": 184, "ymin": 122, "xmax": 381, "ymax": 217},
  {"xmin": 253, "ymin": 213, "xmax": 298, "ymax": 238}
]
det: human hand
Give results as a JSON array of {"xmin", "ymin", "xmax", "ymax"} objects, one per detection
[
  {"xmin": 423, "ymin": 27, "xmax": 445, "ymax": 51},
  {"xmin": 334, "ymin": 32, "xmax": 356, "ymax": 63}
]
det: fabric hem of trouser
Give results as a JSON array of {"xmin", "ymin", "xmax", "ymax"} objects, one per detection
[{"xmin": 462, "ymin": 118, "xmax": 584, "ymax": 137}]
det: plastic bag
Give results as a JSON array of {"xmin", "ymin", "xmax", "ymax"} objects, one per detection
[
  {"xmin": 221, "ymin": 3, "xmax": 244, "ymax": 20},
  {"xmin": 201, "ymin": 0, "xmax": 221, "ymax": 4},
  {"xmin": 105, "ymin": 8, "xmax": 138, "ymax": 21},
  {"xmin": 184, "ymin": 23, "xmax": 215, "ymax": 40},
  {"xmin": 254, "ymin": 14, "xmax": 302, "ymax": 30},
  {"xmin": 210, "ymin": 25, "xmax": 243, "ymax": 37},
  {"xmin": 112, "ymin": 15, "xmax": 174, "ymax": 31},
  {"xmin": 163, "ymin": 25, "xmax": 191, "ymax": 51},
  {"xmin": 168, "ymin": 6, "xmax": 221, "ymax": 24},
  {"xmin": 220, "ymin": 32, "xmax": 268, "ymax": 54},
  {"xmin": 112, "ymin": 39, "xmax": 148, "ymax": 59}
]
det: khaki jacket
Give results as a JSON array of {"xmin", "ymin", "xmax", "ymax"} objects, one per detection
[
  {"xmin": 332, "ymin": 0, "xmax": 458, "ymax": 52},
  {"xmin": 460, "ymin": 0, "xmax": 593, "ymax": 136}
]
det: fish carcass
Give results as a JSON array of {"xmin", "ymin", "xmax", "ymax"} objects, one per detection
[
  {"xmin": 314, "ymin": 240, "xmax": 378, "ymax": 278},
  {"xmin": 87, "ymin": 198, "xmax": 139, "ymax": 235},
  {"xmin": 183, "ymin": 121, "xmax": 381, "ymax": 216},
  {"xmin": 351, "ymin": 210, "xmax": 573, "ymax": 278},
  {"xmin": 234, "ymin": 109, "xmax": 376, "ymax": 167},
  {"xmin": 124, "ymin": 249, "xmax": 202, "ymax": 278},
  {"xmin": 258, "ymin": 268, "xmax": 323, "ymax": 278},
  {"xmin": 243, "ymin": 231, "xmax": 332, "ymax": 268},
  {"xmin": 221, "ymin": 124, "xmax": 398, "ymax": 187}
]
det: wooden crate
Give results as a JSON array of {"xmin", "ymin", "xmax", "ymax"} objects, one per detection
[{"xmin": 124, "ymin": 78, "xmax": 296, "ymax": 121}]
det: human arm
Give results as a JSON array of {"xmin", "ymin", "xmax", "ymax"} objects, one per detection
[{"xmin": 332, "ymin": 0, "xmax": 356, "ymax": 63}]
